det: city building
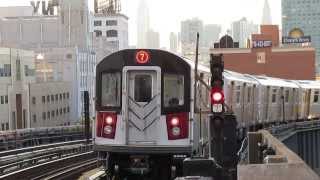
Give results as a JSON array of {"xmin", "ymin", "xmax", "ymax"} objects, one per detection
[
  {"xmin": 203, "ymin": 24, "xmax": 221, "ymax": 47},
  {"xmin": 211, "ymin": 25, "xmax": 316, "ymax": 80},
  {"xmin": 231, "ymin": 17, "xmax": 259, "ymax": 48},
  {"xmin": 34, "ymin": 47, "xmax": 96, "ymax": 123},
  {"xmin": 146, "ymin": 30, "xmax": 160, "ymax": 49},
  {"xmin": 29, "ymin": 82, "xmax": 72, "ymax": 128},
  {"xmin": 94, "ymin": 0, "xmax": 121, "ymax": 14},
  {"xmin": 0, "ymin": 0, "xmax": 97, "ymax": 126},
  {"xmin": 169, "ymin": 32, "xmax": 178, "ymax": 53},
  {"xmin": 137, "ymin": 0, "xmax": 150, "ymax": 48},
  {"xmin": 0, "ymin": 48, "xmax": 35, "ymax": 130},
  {"xmin": 282, "ymin": 0, "xmax": 320, "ymax": 76},
  {"xmin": 0, "ymin": 0, "xmax": 89, "ymax": 49},
  {"xmin": 262, "ymin": 0, "xmax": 272, "ymax": 25},
  {"xmin": 91, "ymin": 13, "xmax": 128, "ymax": 62}
]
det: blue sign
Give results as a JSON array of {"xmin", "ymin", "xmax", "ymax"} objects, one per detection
[
  {"xmin": 282, "ymin": 36, "xmax": 311, "ymax": 44},
  {"xmin": 252, "ymin": 40, "xmax": 272, "ymax": 48}
]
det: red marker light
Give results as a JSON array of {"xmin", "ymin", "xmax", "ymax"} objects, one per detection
[
  {"xmin": 136, "ymin": 50, "xmax": 150, "ymax": 64},
  {"xmin": 210, "ymin": 87, "xmax": 225, "ymax": 104}
]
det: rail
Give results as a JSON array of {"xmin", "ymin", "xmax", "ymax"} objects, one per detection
[
  {"xmin": 0, "ymin": 151, "xmax": 96, "ymax": 180},
  {"xmin": 0, "ymin": 141, "xmax": 92, "ymax": 176}
]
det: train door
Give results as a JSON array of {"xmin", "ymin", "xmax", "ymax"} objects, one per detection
[
  {"xmin": 306, "ymin": 89, "xmax": 311, "ymax": 119},
  {"xmin": 124, "ymin": 67, "xmax": 161, "ymax": 145}
]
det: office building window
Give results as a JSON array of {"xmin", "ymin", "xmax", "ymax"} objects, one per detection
[
  {"xmin": 47, "ymin": 111, "xmax": 50, "ymax": 119},
  {"xmin": 94, "ymin": 20, "xmax": 102, "ymax": 26},
  {"xmin": 56, "ymin": 94, "xmax": 58, "ymax": 101},
  {"xmin": 0, "ymin": 96, "xmax": 3, "ymax": 104},
  {"xmin": 106, "ymin": 30, "xmax": 118, "ymax": 37},
  {"xmin": 106, "ymin": 20, "xmax": 117, "ymax": 26},
  {"xmin": 42, "ymin": 96, "xmax": 45, "ymax": 103},
  {"xmin": 5, "ymin": 95, "xmax": 8, "ymax": 104},
  {"xmin": 32, "ymin": 97, "xmax": 36, "ymax": 105},
  {"xmin": 47, "ymin": 95, "xmax": 50, "ymax": 103},
  {"xmin": 52, "ymin": 111, "xmax": 55, "ymax": 118},
  {"xmin": 94, "ymin": 30, "xmax": 102, "ymax": 37},
  {"xmin": 6, "ymin": 123, "xmax": 9, "ymax": 130},
  {"xmin": 42, "ymin": 112, "xmax": 46, "ymax": 120},
  {"xmin": 51, "ymin": 95, "xmax": 54, "ymax": 102},
  {"xmin": 33, "ymin": 114, "xmax": 36, "ymax": 123}
]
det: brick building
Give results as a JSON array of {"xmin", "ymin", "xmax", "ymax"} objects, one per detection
[{"xmin": 211, "ymin": 25, "xmax": 316, "ymax": 80}]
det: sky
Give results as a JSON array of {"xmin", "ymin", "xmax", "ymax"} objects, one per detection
[{"xmin": 0, "ymin": 0, "xmax": 282, "ymax": 48}]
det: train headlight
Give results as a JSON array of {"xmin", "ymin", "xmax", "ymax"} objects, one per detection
[
  {"xmin": 172, "ymin": 127, "xmax": 181, "ymax": 136},
  {"xmin": 105, "ymin": 116, "xmax": 114, "ymax": 125},
  {"xmin": 104, "ymin": 125, "xmax": 113, "ymax": 135},
  {"xmin": 170, "ymin": 117, "xmax": 179, "ymax": 126}
]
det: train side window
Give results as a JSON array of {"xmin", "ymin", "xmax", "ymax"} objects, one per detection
[
  {"xmin": 236, "ymin": 86, "xmax": 241, "ymax": 104},
  {"xmin": 134, "ymin": 75, "xmax": 152, "ymax": 102},
  {"xmin": 247, "ymin": 87, "xmax": 251, "ymax": 103},
  {"xmin": 314, "ymin": 91, "xmax": 319, "ymax": 103},
  {"xmin": 272, "ymin": 89, "xmax": 277, "ymax": 103},
  {"xmin": 164, "ymin": 74, "xmax": 184, "ymax": 107},
  {"xmin": 285, "ymin": 90, "xmax": 290, "ymax": 103},
  {"xmin": 101, "ymin": 72, "xmax": 121, "ymax": 107}
]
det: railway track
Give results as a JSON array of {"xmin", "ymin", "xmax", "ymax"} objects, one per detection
[
  {"xmin": 0, "ymin": 151, "xmax": 96, "ymax": 180},
  {"xmin": 0, "ymin": 140, "xmax": 94, "ymax": 179}
]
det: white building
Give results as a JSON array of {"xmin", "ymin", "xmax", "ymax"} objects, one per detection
[
  {"xmin": 169, "ymin": 32, "xmax": 178, "ymax": 53},
  {"xmin": 90, "ymin": 13, "xmax": 128, "ymax": 62},
  {"xmin": 231, "ymin": 17, "xmax": 259, "ymax": 48},
  {"xmin": 137, "ymin": 0, "xmax": 150, "ymax": 48},
  {"xmin": 146, "ymin": 30, "xmax": 160, "ymax": 49},
  {"xmin": 0, "ymin": 48, "xmax": 35, "ymax": 130},
  {"xmin": 203, "ymin": 24, "xmax": 221, "ymax": 47}
]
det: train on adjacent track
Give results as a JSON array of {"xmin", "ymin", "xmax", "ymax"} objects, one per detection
[{"xmin": 94, "ymin": 49, "xmax": 320, "ymax": 179}]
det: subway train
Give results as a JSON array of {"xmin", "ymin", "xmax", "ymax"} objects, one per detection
[{"xmin": 94, "ymin": 49, "xmax": 320, "ymax": 179}]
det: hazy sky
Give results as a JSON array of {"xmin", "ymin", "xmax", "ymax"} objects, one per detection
[{"xmin": 0, "ymin": 0, "xmax": 281, "ymax": 48}]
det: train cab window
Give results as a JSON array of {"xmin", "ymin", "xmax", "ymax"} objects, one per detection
[
  {"xmin": 134, "ymin": 75, "xmax": 152, "ymax": 102},
  {"xmin": 101, "ymin": 72, "xmax": 121, "ymax": 107},
  {"xmin": 272, "ymin": 89, "xmax": 277, "ymax": 103},
  {"xmin": 164, "ymin": 74, "xmax": 184, "ymax": 107},
  {"xmin": 314, "ymin": 91, "xmax": 319, "ymax": 103}
]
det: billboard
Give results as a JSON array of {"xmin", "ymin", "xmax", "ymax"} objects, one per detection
[
  {"xmin": 252, "ymin": 40, "xmax": 272, "ymax": 48},
  {"xmin": 282, "ymin": 28, "xmax": 311, "ymax": 44},
  {"xmin": 30, "ymin": 0, "xmax": 59, "ymax": 16}
]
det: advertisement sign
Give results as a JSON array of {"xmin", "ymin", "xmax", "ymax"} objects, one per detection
[
  {"xmin": 282, "ymin": 36, "xmax": 311, "ymax": 44},
  {"xmin": 252, "ymin": 40, "xmax": 272, "ymax": 48},
  {"xmin": 30, "ymin": 0, "xmax": 59, "ymax": 16}
]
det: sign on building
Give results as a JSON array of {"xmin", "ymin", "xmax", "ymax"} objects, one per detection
[
  {"xmin": 252, "ymin": 40, "xmax": 272, "ymax": 48},
  {"xmin": 282, "ymin": 28, "xmax": 311, "ymax": 44},
  {"xmin": 30, "ymin": 0, "xmax": 59, "ymax": 16}
]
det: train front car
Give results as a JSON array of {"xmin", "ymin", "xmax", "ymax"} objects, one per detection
[{"xmin": 94, "ymin": 49, "xmax": 192, "ymax": 179}]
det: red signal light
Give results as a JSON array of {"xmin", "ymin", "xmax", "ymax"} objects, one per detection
[
  {"xmin": 136, "ymin": 50, "xmax": 150, "ymax": 64},
  {"xmin": 210, "ymin": 87, "xmax": 224, "ymax": 104}
]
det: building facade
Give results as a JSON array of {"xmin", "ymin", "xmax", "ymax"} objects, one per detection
[
  {"xmin": 212, "ymin": 25, "xmax": 316, "ymax": 80},
  {"xmin": 91, "ymin": 13, "xmax": 128, "ymax": 62},
  {"xmin": 282, "ymin": 0, "xmax": 320, "ymax": 75},
  {"xmin": 29, "ymin": 82, "xmax": 72, "ymax": 128},
  {"xmin": 0, "ymin": 48, "xmax": 35, "ymax": 131}
]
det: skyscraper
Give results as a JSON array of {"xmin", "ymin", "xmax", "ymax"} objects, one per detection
[
  {"xmin": 282, "ymin": 0, "xmax": 320, "ymax": 75},
  {"xmin": 262, "ymin": 0, "xmax": 272, "ymax": 25},
  {"xmin": 203, "ymin": 24, "xmax": 221, "ymax": 47},
  {"xmin": 170, "ymin": 32, "xmax": 178, "ymax": 53},
  {"xmin": 231, "ymin": 17, "xmax": 258, "ymax": 48},
  {"xmin": 137, "ymin": 0, "xmax": 150, "ymax": 48},
  {"xmin": 146, "ymin": 30, "xmax": 160, "ymax": 49}
]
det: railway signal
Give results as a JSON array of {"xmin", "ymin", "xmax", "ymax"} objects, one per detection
[{"xmin": 210, "ymin": 54, "xmax": 225, "ymax": 114}]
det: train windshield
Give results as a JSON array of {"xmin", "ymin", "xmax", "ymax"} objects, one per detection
[
  {"xmin": 101, "ymin": 72, "xmax": 121, "ymax": 107},
  {"xmin": 164, "ymin": 74, "xmax": 184, "ymax": 107},
  {"xmin": 134, "ymin": 74, "xmax": 152, "ymax": 102}
]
